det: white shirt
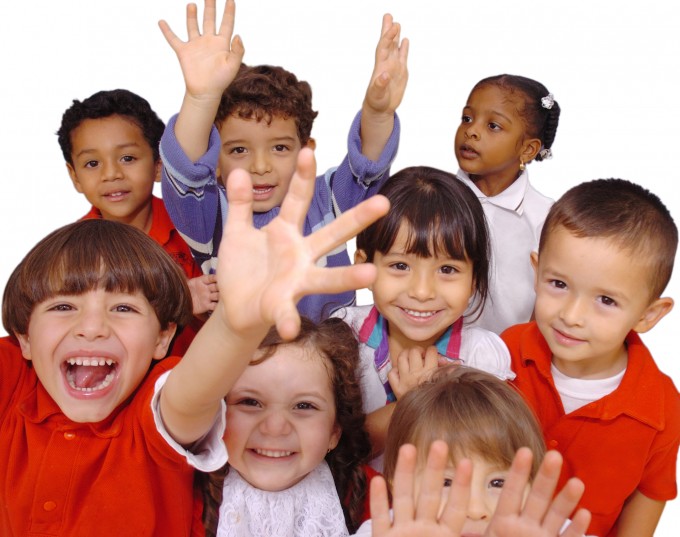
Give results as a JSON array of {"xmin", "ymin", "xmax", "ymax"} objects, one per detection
[{"xmin": 457, "ymin": 169, "xmax": 553, "ymax": 335}]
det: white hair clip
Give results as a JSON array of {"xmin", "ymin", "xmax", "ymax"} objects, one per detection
[
  {"xmin": 539, "ymin": 148, "xmax": 553, "ymax": 160},
  {"xmin": 541, "ymin": 93, "xmax": 555, "ymax": 110}
]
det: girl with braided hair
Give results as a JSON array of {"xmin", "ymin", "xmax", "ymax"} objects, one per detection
[
  {"xmin": 201, "ymin": 317, "xmax": 373, "ymax": 537},
  {"xmin": 454, "ymin": 74, "xmax": 561, "ymax": 335}
]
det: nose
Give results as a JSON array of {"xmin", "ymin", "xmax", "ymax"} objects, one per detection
[
  {"xmin": 249, "ymin": 150, "xmax": 272, "ymax": 176},
  {"xmin": 101, "ymin": 160, "xmax": 123, "ymax": 182},
  {"xmin": 259, "ymin": 409, "xmax": 292, "ymax": 436},
  {"xmin": 466, "ymin": 490, "xmax": 490, "ymax": 522},
  {"xmin": 464, "ymin": 120, "xmax": 480, "ymax": 141},
  {"xmin": 559, "ymin": 295, "xmax": 586, "ymax": 327},
  {"xmin": 74, "ymin": 307, "xmax": 111, "ymax": 341},
  {"xmin": 408, "ymin": 271, "xmax": 435, "ymax": 301}
]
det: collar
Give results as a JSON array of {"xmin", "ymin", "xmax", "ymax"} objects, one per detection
[
  {"xmin": 358, "ymin": 306, "xmax": 463, "ymax": 402},
  {"xmin": 457, "ymin": 169, "xmax": 530, "ymax": 215},
  {"xmin": 519, "ymin": 322, "xmax": 668, "ymax": 430},
  {"xmin": 80, "ymin": 196, "xmax": 173, "ymax": 246}
]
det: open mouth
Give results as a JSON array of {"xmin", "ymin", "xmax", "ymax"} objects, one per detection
[
  {"xmin": 459, "ymin": 144, "xmax": 479, "ymax": 157},
  {"xmin": 401, "ymin": 307, "xmax": 438, "ymax": 319},
  {"xmin": 103, "ymin": 191, "xmax": 129, "ymax": 201},
  {"xmin": 64, "ymin": 358, "xmax": 117, "ymax": 392},
  {"xmin": 252, "ymin": 185, "xmax": 274, "ymax": 195}
]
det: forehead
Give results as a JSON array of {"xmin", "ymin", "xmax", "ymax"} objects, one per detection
[
  {"xmin": 218, "ymin": 114, "xmax": 300, "ymax": 143},
  {"xmin": 466, "ymin": 85, "xmax": 523, "ymax": 118},
  {"xmin": 235, "ymin": 344, "xmax": 334, "ymax": 398},
  {"xmin": 70, "ymin": 115, "xmax": 149, "ymax": 154}
]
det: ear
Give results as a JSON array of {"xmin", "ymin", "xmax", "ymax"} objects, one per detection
[
  {"xmin": 633, "ymin": 297, "xmax": 674, "ymax": 334},
  {"xmin": 530, "ymin": 251, "xmax": 539, "ymax": 289},
  {"xmin": 354, "ymin": 248, "xmax": 368, "ymax": 264},
  {"xmin": 305, "ymin": 137, "xmax": 316, "ymax": 151},
  {"xmin": 153, "ymin": 160, "xmax": 162, "ymax": 183},
  {"xmin": 15, "ymin": 333, "xmax": 32, "ymax": 361},
  {"xmin": 66, "ymin": 163, "xmax": 84, "ymax": 193},
  {"xmin": 152, "ymin": 323, "xmax": 178, "ymax": 360},
  {"xmin": 520, "ymin": 137, "xmax": 542, "ymax": 164},
  {"xmin": 328, "ymin": 422, "xmax": 342, "ymax": 451}
]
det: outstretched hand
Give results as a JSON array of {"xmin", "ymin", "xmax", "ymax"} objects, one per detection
[
  {"xmin": 159, "ymin": 0, "xmax": 244, "ymax": 102},
  {"xmin": 216, "ymin": 147, "xmax": 390, "ymax": 340},
  {"xmin": 370, "ymin": 442, "xmax": 591, "ymax": 537},
  {"xmin": 364, "ymin": 13, "xmax": 410, "ymax": 117}
]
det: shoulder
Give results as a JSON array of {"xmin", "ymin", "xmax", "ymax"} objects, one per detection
[
  {"xmin": 461, "ymin": 325, "xmax": 514, "ymax": 380},
  {"xmin": 331, "ymin": 304, "xmax": 373, "ymax": 329}
]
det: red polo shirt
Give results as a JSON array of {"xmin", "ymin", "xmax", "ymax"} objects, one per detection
[{"xmin": 502, "ymin": 322, "xmax": 680, "ymax": 536}]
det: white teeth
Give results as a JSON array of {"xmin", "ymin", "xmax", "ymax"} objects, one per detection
[
  {"xmin": 65, "ymin": 369, "xmax": 115, "ymax": 392},
  {"xmin": 67, "ymin": 357, "xmax": 115, "ymax": 366},
  {"xmin": 403, "ymin": 308, "xmax": 436, "ymax": 318},
  {"xmin": 255, "ymin": 448, "xmax": 292, "ymax": 458}
]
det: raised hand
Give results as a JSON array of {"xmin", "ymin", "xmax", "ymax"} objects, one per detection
[
  {"xmin": 187, "ymin": 274, "xmax": 219, "ymax": 315},
  {"xmin": 216, "ymin": 147, "xmax": 390, "ymax": 340},
  {"xmin": 364, "ymin": 13, "xmax": 410, "ymax": 117},
  {"xmin": 159, "ymin": 0, "xmax": 244, "ymax": 101},
  {"xmin": 486, "ymin": 449, "xmax": 591, "ymax": 537}
]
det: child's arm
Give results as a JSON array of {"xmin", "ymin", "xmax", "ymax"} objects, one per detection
[
  {"xmin": 159, "ymin": 0, "xmax": 244, "ymax": 161},
  {"xmin": 160, "ymin": 148, "xmax": 389, "ymax": 445},
  {"xmin": 360, "ymin": 14, "xmax": 409, "ymax": 161},
  {"xmin": 614, "ymin": 490, "xmax": 665, "ymax": 537}
]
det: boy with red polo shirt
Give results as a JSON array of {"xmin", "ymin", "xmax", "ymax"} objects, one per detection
[
  {"xmin": 502, "ymin": 178, "xmax": 680, "ymax": 537},
  {"xmin": 56, "ymin": 88, "xmax": 216, "ymax": 354},
  {"xmin": 0, "ymin": 148, "xmax": 387, "ymax": 535}
]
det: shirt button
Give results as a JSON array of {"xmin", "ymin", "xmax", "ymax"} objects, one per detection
[
  {"xmin": 63, "ymin": 431, "xmax": 76, "ymax": 440},
  {"xmin": 548, "ymin": 439, "xmax": 558, "ymax": 448},
  {"xmin": 43, "ymin": 501, "xmax": 57, "ymax": 511}
]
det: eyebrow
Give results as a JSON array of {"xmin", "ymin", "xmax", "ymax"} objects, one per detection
[
  {"xmin": 463, "ymin": 105, "xmax": 513, "ymax": 124},
  {"xmin": 222, "ymin": 135, "xmax": 298, "ymax": 147},
  {"xmin": 74, "ymin": 142, "xmax": 142, "ymax": 159}
]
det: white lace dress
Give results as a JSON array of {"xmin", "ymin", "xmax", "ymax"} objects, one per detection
[{"xmin": 217, "ymin": 461, "xmax": 349, "ymax": 537}]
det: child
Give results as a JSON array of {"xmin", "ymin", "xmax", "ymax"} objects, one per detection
[
  {"xmin": 201, "ymin": 317, "xmax": 372, "ymax": 536},
  {"xmin": 56, "ymin": 88, "xmax": 217, "ymax": 355},
  {"xmin": 0, "ymin": 146, "xmax": 389, "ymax": 535},
  {"xmin": 454, "ymin": 74, "xmax": 561, "ymax": 334},
  {"xmin": 354, "ymin": 365, "xmax": 591, "ymax": 536},
  {"xmin": 335, "ymin": 166, "xmax": 514, "ymax": 464},
  {"xmin": 502, "ymin": 178, "xmax": 680, "ymax": 536},
  {"xmin": 159, "ymin": 0, "xmax": 408, "ymax": 321}
]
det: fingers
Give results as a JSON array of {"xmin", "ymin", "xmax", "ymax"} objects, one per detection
[
  {"xmin": 520, "ymin": 450, "xmax": 561, "ymax": 524},
  {"xmin": 561, "ymin": 507, "xmax": 592, "ymax": 537},
  {"xmin": 186, "ymin": 2, "xmax": 200, "ymax": 39},
  {"xmin": 202, "ymin": 0, "xmax": 216, "ymax": 35},
  {"xmin": 414, "ymin": 440, "xmax": 449, "ymax": 520},
  {"xmin": 439, "ymin": 458, "xmax": 472, "ymax": 531},
  {"xmin": 369, "ymin": 475, "xmax": 392, "ymax": 535},
  {"xmin": 391, "ymin": 444, "xmax": 418, "ymax": 525},
  {"xmin": 540, "ymin": 477, "xmax": 586, "ymax": 535},
  {"xmin": 277, "ymin": 147, "xmax": 318, "ymax": 229},
  {"xmin": 223, "ymin": 167, "xmax": 255, "ymax": 228},
  {"xmin": 218, "ymin": 0, "xmax": 237, "ymax": 39},
  {"xmin": 493, "ymin": 446, "xmax": 534, "ymax": 518},
  {"xmin": 297, "ymin": 263, "xmax": 378, "ymax": 299},
  {"xmin": 305, "ymin": 194, "xmax": 389, "ymax": 260}
]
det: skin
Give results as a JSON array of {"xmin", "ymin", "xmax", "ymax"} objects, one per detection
[
  {"xmin": 532, "ymin": 226, "xmax": 673, "ymax": 379},
  {"xmin": 66, "ymin": 115, "xmax": 160, "ymax": 233},
  {"xmin": 370, "ymin": 442, "xmax": 591, "ymax": 537},
  {"xmin": 356, "ymin": 223, "xmax": 475, "ymax": 359},
  {"xmin": 15, "ymin": 288, "xmax": 175, "ymax": 423},
  {"xmin": 224, "ymin": 344, "xmax": 340, "ymax": 491},
  {"xmin": 454, "ymin": 85, "xmax": 541, "ymax": 197}
]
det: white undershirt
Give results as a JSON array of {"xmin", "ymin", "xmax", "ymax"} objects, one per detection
[{"xmin": 551, "ymin": 364, "xmax": 625, "ymax": 414}]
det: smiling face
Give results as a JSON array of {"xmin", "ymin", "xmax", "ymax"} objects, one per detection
[
  {"xmin": 224, "ymin": 343, "xmax": 341, "ymax": 491},
  {"xmin": 360, "ymin": 223, "xmax": 475, "ymax": 356},
  {"xmin": 533, "ymin": 225, "xmax": 672, "ymax": 378},
  {"xmin": 217, "ymin": 114, "xmax": 305, "ymax": 213},
  {"xmin": 454, "ymin": 85, "xmax": 539, "ymax": 195},
  {"xmin": 15, "ymin": 288, "xmax": 175, "ymax": 423},
  {"xmin": 66, "ymin": 115, "xmax": 160, "ymax": 232},
  {"xmin": 413, "ymin": 453, "xmax": 524, "ymax": 537}
]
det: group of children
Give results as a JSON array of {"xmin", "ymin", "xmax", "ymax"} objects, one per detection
[{"xmin": 0, "ymin": 0, "xmax": 677, "ymax": 536}]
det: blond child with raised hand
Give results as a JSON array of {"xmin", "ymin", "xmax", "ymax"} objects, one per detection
[
  {"xmin": 159, "ymin": 0, "xmax": 408, "ymax": 321},
  {"xmin": 354, "ymin": 366, "xmax": 591, "ymax": 537},
  {"xmin": 454, "ymin": 75, "xmax": 561, "ymax": 334},
  {"xmin": 0, "ymin": 146, "xmax": 388, "ymax": 535}
]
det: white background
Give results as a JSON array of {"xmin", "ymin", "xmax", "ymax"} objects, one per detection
[{"xmin": 0, "ymin": 0, "xmax": 678, "ymax": 532}]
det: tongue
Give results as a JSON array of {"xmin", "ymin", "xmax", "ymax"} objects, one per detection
[{"xmin": 71, "ymin": 364, "xmax": 111, "ymax": 389}]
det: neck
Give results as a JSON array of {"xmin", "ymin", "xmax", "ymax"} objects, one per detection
[{"xmin": 468, "ymin": 169, "xmax": 522, "ymax": 196}]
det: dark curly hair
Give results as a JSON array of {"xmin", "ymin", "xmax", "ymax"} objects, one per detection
[
  {"xmin": 56, "ymin": 89, "xmax": 165, "ymax": 164},
  {"xmin": 201, "ymin": 317, "xmax": 370, "ymax": 535},
  {"xmin": 472, "ymin": 74, "xmax": 561, "ymax": 161},
  {"xmin": 216, "ymin": 64, "xmax": 318, "ymax": 145}
]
